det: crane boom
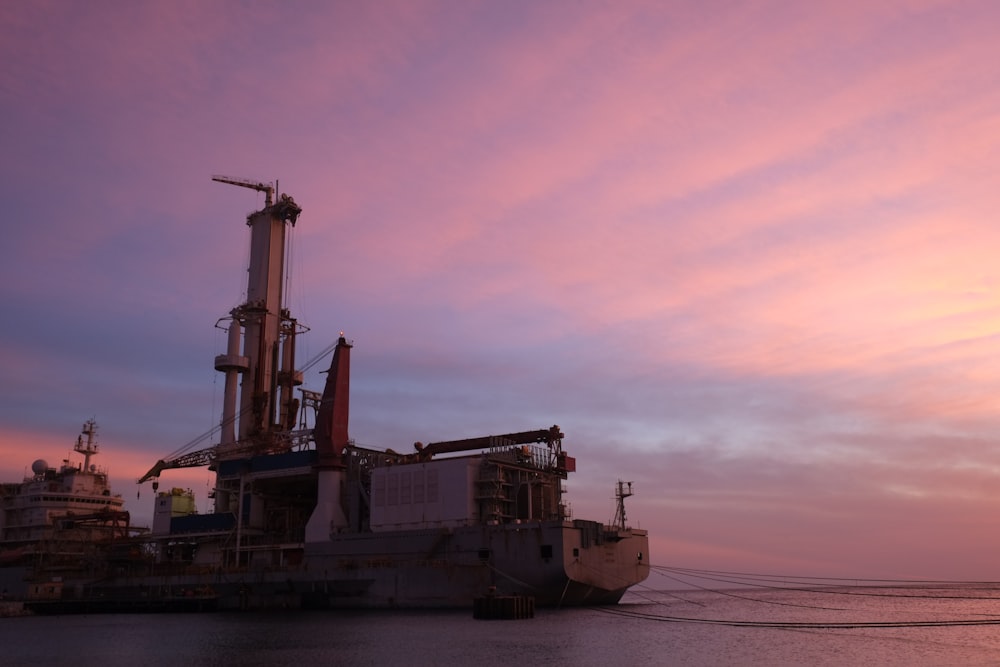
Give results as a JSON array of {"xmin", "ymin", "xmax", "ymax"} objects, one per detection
[
  {"xmin": 211, "ymin": 174, "xmax": 275, "ymax": 207},
  {"xmin": 136, "ymin": 429, "xmax": 315, "ymax": 484},
  {"xmin": 415, "ymin": 425, "xmax": 564, "ymax": 460},
  {"xmin": 136, "ymin": 449, "xmax": 213, "ymax": 484}
]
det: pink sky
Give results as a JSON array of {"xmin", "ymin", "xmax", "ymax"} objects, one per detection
[{"xmin": 3, "ymin": 0, "xmax": 1000, "ymax": 582}]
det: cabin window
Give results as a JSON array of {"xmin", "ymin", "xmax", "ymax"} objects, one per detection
[{"xmin": 540, "ymin": 544, "xmax": 553, "ymax": 560}]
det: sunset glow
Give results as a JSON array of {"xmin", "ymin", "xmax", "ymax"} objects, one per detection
[{"xmin": 3, "ymin": 0, "xmax": 1000, "ymax": 581}]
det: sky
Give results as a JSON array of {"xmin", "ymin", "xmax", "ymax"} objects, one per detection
[{"xmin": 2, "ymin": 0, "xmax": 1000, "ymax": 583}]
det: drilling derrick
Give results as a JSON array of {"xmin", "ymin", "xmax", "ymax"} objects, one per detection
[{"xmin": 211, "ymin": 176, "xmax": 303, "ymax": 455}]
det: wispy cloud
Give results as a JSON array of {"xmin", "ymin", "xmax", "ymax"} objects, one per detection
[{"xmin": 2, "ymin": 1, "xmax": 1000, "ymax": 578}]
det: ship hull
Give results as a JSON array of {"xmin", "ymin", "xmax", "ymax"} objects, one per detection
[
  {"xmin": 299, "ymin": 520, "xmax": 649, "ymax": 608},
  {"xmin": 27, "ymin": 521, "xmax": 648, "ymax": 613}
]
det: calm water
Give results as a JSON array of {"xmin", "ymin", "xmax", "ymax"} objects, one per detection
[{"xmin": 3, "ymin": 586, "xmax": 1000, "ymax": 666}]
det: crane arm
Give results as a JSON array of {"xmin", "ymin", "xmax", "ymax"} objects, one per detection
[
  {"xmin": 415, "ymin": 425, "xmax": 564, "ymax": 460},
  {"xmin": 211, "ymin": 174, "xmax": 275, "ymax": 207},
  {"xmin": 136, "ymin": 428, "xmax": 316, "ymax": 484},
  {"xmin": 136, "ymin": 447, "xmax": 215, "ymax": 484}
]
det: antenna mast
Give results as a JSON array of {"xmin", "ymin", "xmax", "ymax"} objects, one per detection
[{"xmin": 613, "ymin": 479, "xmax": 634, "ymax": 530}]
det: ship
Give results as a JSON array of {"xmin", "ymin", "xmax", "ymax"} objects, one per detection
[
  {"xmin": 22, "ymin": 177, "xmax": 650, "ymax": 612},
  {"xmin": 0, "ymin": 420, "xmax": 143, "ymax": 598}
]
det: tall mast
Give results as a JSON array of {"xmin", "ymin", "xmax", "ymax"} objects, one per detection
[{"xmin": 211, "ymin": 176, "xmax": 303, "ymax": 453}]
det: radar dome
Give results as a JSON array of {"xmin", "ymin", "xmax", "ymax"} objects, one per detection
[{"xmin": 31, "ymin": 459, "xmax": 48, "ymax": 475}]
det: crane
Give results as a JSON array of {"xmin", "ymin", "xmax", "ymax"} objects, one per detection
[
  {"xmin": 136, "ymin": 428, "xmax": 315, "ymax": 485},
  {"xmin": 211, "ymin": 174, "xmax": 275, "ymax": 207},
  {"xmin": 414, "ymin": 425, "xmax": 565, "ymax": 460},
  {"xmin": 136, "ymin": 342, "xmax": 339, "ymax": 487}
]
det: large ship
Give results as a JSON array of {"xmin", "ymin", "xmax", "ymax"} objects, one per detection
[{"xmin": 24, "ymin": 178, "xmax": 649, "ymax": 612}]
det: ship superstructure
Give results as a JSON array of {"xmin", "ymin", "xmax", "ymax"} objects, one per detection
[
  {"xmin": 23, "ymin": 179, "xmax": 650, "ymax": 611},
  {"xmin": 0, "ymin": 420, "xmax": 135, "ymax": 574}
]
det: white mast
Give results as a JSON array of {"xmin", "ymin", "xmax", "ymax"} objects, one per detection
[{"xmin": 211, "ymin": 176, "xmax": 302, "ymax": 450}]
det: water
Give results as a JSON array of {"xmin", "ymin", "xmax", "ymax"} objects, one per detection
[{"xmin": 3, "ymin": 587, "xmax": 1000, "ymax": 666}]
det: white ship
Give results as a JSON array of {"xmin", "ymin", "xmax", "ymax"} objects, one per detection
[{"xmin": 0, "ymin": 420, "xmax": 139, "ymax": 596}]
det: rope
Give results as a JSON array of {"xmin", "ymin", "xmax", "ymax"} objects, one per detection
[
  {"xmin": 602, "ymin": 564, "xmax": 1000, "ymax": 629},
  {"xmin": 593, "ymin": 605, "xmax": 1000, "ymax": 629},
  {"xmin": 650, "ymin": 565, "xmax": 1000, "ymax": 600}
]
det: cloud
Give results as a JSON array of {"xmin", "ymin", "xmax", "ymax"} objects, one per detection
[{"xmin": 2, "ymin": 1, "xmax": 1000, "ymax": 580}]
